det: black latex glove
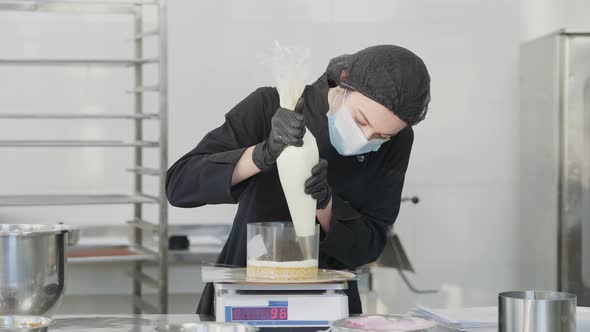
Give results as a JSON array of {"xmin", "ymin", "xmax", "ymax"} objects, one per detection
[
  {"xmin": 305, "ymin": 159, "xmax": 332, "ymax": 209},
  {"xmin": 252, "ymin": 98, "xmax": 306, "ymax": 172}
]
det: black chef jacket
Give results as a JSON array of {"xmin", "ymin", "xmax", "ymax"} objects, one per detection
[{"xmin": 166, "ymin": 84, "xmax": 413, "ymax": 316}]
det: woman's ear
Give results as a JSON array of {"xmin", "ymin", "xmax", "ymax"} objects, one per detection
[{"xmin": 340, "ymin": 69, "xmax": 348, "ymax": 82}]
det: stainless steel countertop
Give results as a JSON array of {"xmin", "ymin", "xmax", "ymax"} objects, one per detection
[
  {"xmin": 48, "ymin": 315, "xmax": 456, "ymax": 332},
  {"xmin": 51, "ymin": 315, "xmax": 207, "ymax": 331},
  {"xmin": 48, "ymin": 307, "xmax": 590, "ymax": 332}
]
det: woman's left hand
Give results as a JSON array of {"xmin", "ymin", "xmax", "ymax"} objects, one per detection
[{"xmin": 305, "ymin": 159, "xmax": 332, "ymax": 209}]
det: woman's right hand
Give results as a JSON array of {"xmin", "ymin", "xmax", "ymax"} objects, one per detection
[{"xmin": 252, "ymin": 98, "xmax": 306, "ymax": 172}]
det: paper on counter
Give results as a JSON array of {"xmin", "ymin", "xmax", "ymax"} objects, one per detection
[{"xmin": 412, "ymin": 306, "xmax": 496, "ymax": 331}]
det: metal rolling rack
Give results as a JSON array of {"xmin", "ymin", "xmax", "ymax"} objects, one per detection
[{"xmin": 0, "ymin": 0, "xmax": 169, "ymax": 313}]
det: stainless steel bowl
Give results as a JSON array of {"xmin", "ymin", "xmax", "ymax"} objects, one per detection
[
  {"xmin": 156, "ymin": 322, "xmax": 258, "ymax": 332},
  {"xmin": 499, "ymin": 291, "xmax": 577, "ymax": 332},
  {"xmin": 57, "ymin": 222, "xmax": 78, "ymax": 247},
  {"xmin": 0, "ymin": 315, "xmax": 53, "ymax": 332},
  {"xmin": 0, "ymin": 224, "xmax": 69, "ymax": 316}
]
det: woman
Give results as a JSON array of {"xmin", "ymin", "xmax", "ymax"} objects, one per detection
[{"xmin": 166, "ymin": 44, "xmax": 431, "ymax": 315}]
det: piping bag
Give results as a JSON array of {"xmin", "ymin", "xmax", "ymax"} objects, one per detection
[{"xmin": 271, "ymin": 42, "xmax": 319, "ymax": 261}]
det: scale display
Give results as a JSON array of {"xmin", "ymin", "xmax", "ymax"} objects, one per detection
[{"xmin": 231, "ymin": 307, "xmax": 288, "ymax": 321}]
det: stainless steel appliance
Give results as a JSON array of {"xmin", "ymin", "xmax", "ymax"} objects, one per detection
[
  {"xmin": 0, "ymin": 224, "xmax": 69, "ymax": 316},
  {"xmin": 520, "ymin": 30, "xmax": 590, "ymax": 304}
]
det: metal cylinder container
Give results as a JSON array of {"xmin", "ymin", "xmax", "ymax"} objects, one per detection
[
  {"xmin": 499, "ymin": 291, "xmax": 576, "ymax": 332},
  {"xmin": 0, "ymin": 224, "xmax": 69, "ymax": 316}
]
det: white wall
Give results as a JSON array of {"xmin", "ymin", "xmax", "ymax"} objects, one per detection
[
  {"xmin": 0, "ymin": 0, "xmax": 568, "ymax": 314},
  {"xmin": 521, "ymin": 0, "xmax": 590, "ymax": 41}
]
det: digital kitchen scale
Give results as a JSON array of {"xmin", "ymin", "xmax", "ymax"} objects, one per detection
[
  {"xmin": 214, "ymin": 282, "xmax": 349, "ymax": 327},
  {"xmin": 206, "ymin": 267, "xmax": 355, "ymax": 329}
]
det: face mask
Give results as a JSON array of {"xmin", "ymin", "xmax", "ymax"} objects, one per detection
[{"xmin": 327, "ymin": 91, "xmax": 389, "ymax": 156}]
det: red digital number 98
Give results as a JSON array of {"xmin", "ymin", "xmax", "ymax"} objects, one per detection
[
  {"xmin": 279, "ymin": 308, "xmax": 287, "ymax": 320},
  {"xmin": 270, "ymin": 308, "xmax": 278, "ymax": 319}
]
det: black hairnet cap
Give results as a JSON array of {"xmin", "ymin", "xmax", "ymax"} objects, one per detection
[{"xmin": 325, "ymin": 45, "xmax": 431, "ymax": 126}]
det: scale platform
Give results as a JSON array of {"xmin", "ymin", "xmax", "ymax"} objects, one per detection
[{"xmin": 206, "ymin": 267, "xmax": 355, "ymax": 330}]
